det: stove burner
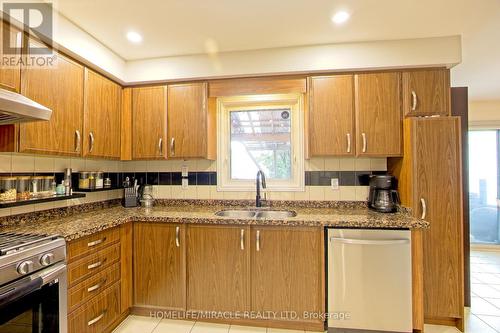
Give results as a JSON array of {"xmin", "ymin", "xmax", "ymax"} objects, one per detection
[{"xmin": 0, "ymin": 233, "xmax": 54, "ymax": 256}]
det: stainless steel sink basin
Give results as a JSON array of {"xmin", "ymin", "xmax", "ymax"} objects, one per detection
[
  {"xmin": 214, "ymin": 210, "xmax": 257, "ymax": 218},
  {"xmin": 215, "ymin": 209, "xmax": 297, "ymax": 219}
]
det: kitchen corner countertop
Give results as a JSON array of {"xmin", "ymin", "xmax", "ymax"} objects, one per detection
[{"xmin": 0, "ymin": 203, "xmax": 429, "ymax": 241}]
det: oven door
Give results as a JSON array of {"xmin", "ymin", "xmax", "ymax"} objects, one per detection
[{"xmin": 0, "ymin": 263, "xmax": 67, "ymax": 333}]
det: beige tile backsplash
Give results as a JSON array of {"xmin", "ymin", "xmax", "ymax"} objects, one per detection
[{"xmin": 0, "ymin": 153, "xmax": 386, "ymax": 216}]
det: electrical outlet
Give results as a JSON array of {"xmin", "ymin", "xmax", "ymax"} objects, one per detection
[
  {"xmin": 181, "ymin": 165, "xmax": 189, "ymax": 177},
  {"xmin": 331, "ymin": 178, "xmax": 339, "ymax": 190},
  {"xmin": 182, "ymin": 178, "xmax": 188, "ymax": 189}
]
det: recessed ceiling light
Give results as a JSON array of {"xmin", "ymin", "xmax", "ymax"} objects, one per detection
[
  {"xmin": 126, "ymin": 31, "xmax": 143, "ymax": 43},
  {"xmin": 331, "ymin": 11, "xmax": 350, "ymax": 25}
]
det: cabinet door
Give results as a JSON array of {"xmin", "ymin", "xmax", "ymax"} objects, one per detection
[
  {"xmin": 133, "ymin": 223, "xmax": 186, "ymax": 310},
  {"xmin": 132, "ymin": 86, "xmax": 167, "ymax": 159},
  {"xmin": 251, "ymin": 226, "xmax": 323, "ymax": 325},
  {"xmin": 309, "ymin": 75, "xmax": 354, "ymax": 156},
  {"xmin": 412, "ymin": 117, "xmax": 463, "ymax": 319},
  {"xmin": 19, "ymin": 43, "xmax": 84, "ymax": 156},
  {"xmin": 355, "ymin": 73, "xmax": 402, "ymax": 156},
  {"xmin": 403, "ymin": 69, "xmax": 450, "ymax": 117},
  {"xmin": 83, "ymin": 69, "xmax": 122, "ymax": 159},
  {"xmin": 187, "ymin": 225, "xmax": 250, "ymax": 312},
  {"xmin": 0, "ymin": 21, "xmax": 22, "ymax": 92},
  {"xmin": 167, "ymin": 82, "xmax": 208, "ymax": 159}
]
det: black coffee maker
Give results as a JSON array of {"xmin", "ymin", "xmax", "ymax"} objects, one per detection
[{"xmin": 368, "ymin": 175, "xmax": 400, "ymax": 213}]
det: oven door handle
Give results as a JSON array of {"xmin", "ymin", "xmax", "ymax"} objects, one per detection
[{"xmin": 0, "ymin": 277, "xmax": 43, "ymax": 308}]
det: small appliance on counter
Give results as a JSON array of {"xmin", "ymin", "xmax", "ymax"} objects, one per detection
[
  {"xmin": 139, "ymin": 184, "xmax": 155, "ymax": 208},
  {"xmin": 368, "ymin": 175, "xmax": 400, "ymax": 213}
]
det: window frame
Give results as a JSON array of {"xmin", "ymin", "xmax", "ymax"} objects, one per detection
[{"xmin": 216, "ymin": 93, "xmax": 304, "ymax": 192}]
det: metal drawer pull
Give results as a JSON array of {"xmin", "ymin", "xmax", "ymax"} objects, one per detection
[
  {"xmin": 158, "ymin": 138, "xmax": 163, "ymax": 155},
  {"xmin": 411, "ymin": 91, "xmax": 418, "ymax": 111},
  {"xmin": 361, "ymin": 133, "xmax": 367, "ymax": 153},
  {"xmin": 87, "ymin": 237, "xmax": 106, "ymax": 247},
  {"xmin": 330, "ymin": 237, "xmax": 409, "ymax": 245},
  {"xmin": 75, "ymin": 130, "xmax": 81, "ymax": 152},
  {"xmin": 87, "ymin": 279, "xmax": 107, "ymax": 292},
  {"xmin": 240, "ymin": 229, "xmax": 245, "ymax": 250},
  {"xmin": 256, "ymin": 230, "xmax": 261, "ymax": 252},
  {"xmin": 88, "ymin": 311, "xmax": 106, "ymax": 326},
  {"xmin": 175, "ymin": 226, "xmax": 180, "ymax": 247},
  {"xmin": 346, "ymin": 133, "xmax": 351, "ymax": 153},
  {"xmin": 89, "ymin": 132, "xmax": 95, "ymax": 153},
  {"xmin": 420, "ymin": 198, "xmax": 427, "ymax": 220},
  {"xmin": 170, "ymin": 137, "xmax": 175, "ymax": 156},
  {"xmin": 87, "ymin": 259, "xmax": 106, "ymax": 270}
]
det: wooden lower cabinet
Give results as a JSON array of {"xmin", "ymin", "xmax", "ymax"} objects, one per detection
[
  {"xmin": 133, "ymin": 223, "xmax": 186, "ymax": 310},
  {"xmin": 251, "ymin": 226, "xmax": 324, "ymax": 330},
  {"xmin": 67, "ymin": 224, "xmax": 131, "ymax": 333},
  {"xmin": 187, "ymin": 225, "xmax": 250, "ymax": 312}
]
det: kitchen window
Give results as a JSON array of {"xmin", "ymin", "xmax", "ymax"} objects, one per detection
[{"xmin": 217, "ymin": 94, "xmax": 304, "ymax": 191}]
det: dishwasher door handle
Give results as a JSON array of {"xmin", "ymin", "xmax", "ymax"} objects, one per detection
[{"xmin": 330, "ymin": 237, "xmax": 410, "ymax": 245}]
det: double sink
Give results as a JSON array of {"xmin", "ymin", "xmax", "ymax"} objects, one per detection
[{"xmin": 215, "ymin": 209, "xmax": 297, "ymax": 219}]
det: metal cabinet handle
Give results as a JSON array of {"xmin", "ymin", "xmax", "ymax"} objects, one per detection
[
  {"xmin": 411, "ymin": 91, "xmax": 418, "ymax": 111},
  {"xmin": 87, "ymin": 278, "xmax": 106, "ymax": 293},
  {"xmin": 346, "ymin": 133, "xmax": 351, "ymax": 153},
  {"xmin": 175, "ymin": 226, "xmax": 180, "ymax": 247},
  {"xmin": 75, "ymin": 130, "xmax": 81, "ymax": 152},
  {"xmin": 158, "ymin": 138, "xmax": 163, "ymax": 155},
  {"xmin": 361, "ymin": 133, "xmax": 367, "ymax": 153},
  {"xmin": 87, "ymin": 237, "xmax": 106, "ymax": 247},
  {"xmin": 170, "ymin": 137, "xmax": 175, "ymax": 156},
  {"xmin": 88, "ymin": 311, "xmax": 106, "ymax": 326},
  {"xmin": 420, "ymin": 198, "xmax": 427, "ymax": 220},
  {"xmin": 87, "ymin": 258, "xmax": 106, "ymax": 270},
  {"xmin": 256, "ymin": 230, "xmax": 261, "ymax": 252},
  {"xmin": 89, "ymin": 132, "xmax": 95, "ymax": 153},
  {"xmin": 240, "ymin": 229, "xmax": 245, "ymax": 250}
]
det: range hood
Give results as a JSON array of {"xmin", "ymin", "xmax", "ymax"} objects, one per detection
[{"xmin": 0, "ymin": 88, "xmax": 52, "ymax": 124}]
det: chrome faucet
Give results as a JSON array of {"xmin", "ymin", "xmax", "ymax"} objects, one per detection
[{"xmin": 256, "ymin": 170, "xmax": 267, "ymax": 207}]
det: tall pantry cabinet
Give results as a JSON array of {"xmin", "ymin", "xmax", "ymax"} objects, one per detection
[{"xmin": 389, "ymin": 116, "xmax": 464, "ymax": 331}]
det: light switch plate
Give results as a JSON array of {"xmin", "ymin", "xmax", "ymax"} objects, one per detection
[
  {"xmin": 331, "ymin": 178, "xmax": 339, "ymax": 190},
  {"xmin": 181, "ymin": 165, "xmax": 188, "ymax": 177},
  {"xmin": 182, "ymin": 178, "xmax": 188, "ymax": 189}
]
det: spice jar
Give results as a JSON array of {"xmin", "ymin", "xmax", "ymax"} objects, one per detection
[
  {"xmin": 95, "ymin": 172, "xmax": 104, "ymax": 189},
  {"xmin": 30, "ymin": 176, "xmax": 43, "ymax": 198},
  {"xmin": 104, "ymin": 177, "xmax": 112, "ymax": 188},
  {"xmin": 0, "ymin": 176, "xmax": 17, "ymax": 202},
  {"xmin": 16, "ymin": 176, "xmax": 31, "ymax": 200},
  {"xmin": 88, "ymin": 172, "xmax": 96, "ymax": 189},
  {"xmin": 79, "ymin": 172, "xmax": 89, "ymax": 189},
  {"xmin": 40, "ymin": 176, "xmax": 54, "ymax": 197}
]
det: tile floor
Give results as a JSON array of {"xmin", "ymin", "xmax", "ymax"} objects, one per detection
[{"xmin": 114, "ymin": 250, "xmax": 500, "ymax": 333}]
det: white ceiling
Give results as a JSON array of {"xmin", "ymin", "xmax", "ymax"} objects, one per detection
[{"xmin": 55, "ymin": 0, "xmax": 500, "ymax": 101}]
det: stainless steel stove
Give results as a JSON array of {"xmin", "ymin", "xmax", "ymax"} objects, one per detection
[{"xmin": 0, "ymin": 232, "xmax": 67, "ymax": 333}]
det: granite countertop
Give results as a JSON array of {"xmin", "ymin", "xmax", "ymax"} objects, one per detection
[{"xmin": 0, "ymin": 202, "xmax": 429, "ymax": 241}]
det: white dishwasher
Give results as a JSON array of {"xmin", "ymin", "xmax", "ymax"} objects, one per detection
[{"xmin": 327, "ymin": 229, "xmax": 412, "ymax": 333}]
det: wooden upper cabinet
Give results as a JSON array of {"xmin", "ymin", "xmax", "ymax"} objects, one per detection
[
  {"xmin": 308, "ymin": 75, "xmax": 354, "ymax": 156},
  {"xmin": 132, "ymin": 86, "xmax": 167, "ymax": 159},
  {"xmin": 19, "ymin": 42, "xmax": 84, "ymax": 156},
  {"xmin": 251, "ymin": 226, "xmax": 324, "ymax": 329},
  {"xmin": 133, "ymin": 223, "xmax": 186, "ymax": 310},
  {"xmin": 0, "ymin": 21, "xmax": 22, "ymax": 92},
  {"xmin": 167, "ymin": 82, "xmax": 215, "ymax": 159},
  {"xmin": 187, "ymin": 225, "xmax": 250, "ymax": 313},
  {"xmin": 83, "ymin": 69, "xmax": 122, "ymax": 159},
  {"xmin": 402, "ymin": 69, "xmax": 450, "ymax": 117},
  {"xmin": 411, "ymin": 117, "xmax": 463, "ymax": 320},
  {"xmin": 355, "ymin": 72, "xmax": 402, "ymax": 156}
]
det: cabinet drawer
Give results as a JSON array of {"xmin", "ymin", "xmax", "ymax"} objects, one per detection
[
  {"xmin": 68, "ymin": 228, "xmax": 120, "ymax": 262},
  {"xmin": 68, "ymin": 243, "xmax": 120, "ymax": 287},
  {"xmin": 68, "ymin": 282, "xmax": 120, "ymax": 333},
  {"xmin": 69, "ymin": 263, "xmax": 120, "ymax": 313}
]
